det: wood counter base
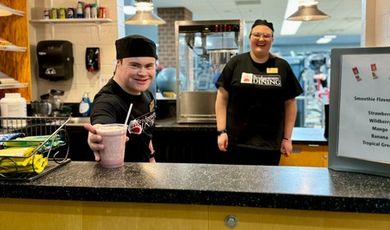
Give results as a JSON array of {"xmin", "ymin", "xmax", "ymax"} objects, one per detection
[
  {"xmin": 280, "ymin": 144, "xmax": 328, "ymax": 167},
  {"xmin": 0, "ymin": 162, "xmax": 388, "ymax": 228},
  {"xmin": 0, "ymin": 198, "xmax": 388, "ymax": 230}
]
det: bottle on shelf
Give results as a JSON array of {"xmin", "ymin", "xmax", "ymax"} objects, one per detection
[
  {"xmin": 91, "ymin": 3, "xmax": 97, "ymax": 18},
  {"xmin": 79, "ymin": 92, "xmax": 91, "ymax": 117},
  {"xmin": 76, "ymin": 1, "xmax": 84, "ymax": 18},
  {"xmin": 84, "ymin": 4, "xmax": 91, "ymax": 19},
  {"xmin": 0, "ymin": 93, "xmax": 27, "ymax": 128}
]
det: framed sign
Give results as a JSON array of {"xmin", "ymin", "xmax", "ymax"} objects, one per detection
[{"xmin": 329, "ymin": 47, "xmax": 390, "ymax": 177}]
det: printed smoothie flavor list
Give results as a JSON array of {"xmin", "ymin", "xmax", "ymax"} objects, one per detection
[{"xmin": 337, "ymin": 54, "xmax": 390, "ymax": 164}]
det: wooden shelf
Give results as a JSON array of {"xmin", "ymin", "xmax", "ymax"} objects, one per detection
[
  {"xmin": 0, "ymin": 0, "xmax": 31, "ymax": 100},
  {"xmin": 0, "ymin": 82, "xmax": 28, "ymax": 90},
  {"xmin": 30, "ymin": 18, "xmax": 112, "ymax": 24},
  {"xmin": 0, "ymin": 3, "xmax": 24, "ymax": 17},
  {"xmin": 30, "ymin": 17, "xmax": 113, "ymax": 40},
  {"xmin": 0, "ymin": 45, "xmax": 26, "ymax": 52}
]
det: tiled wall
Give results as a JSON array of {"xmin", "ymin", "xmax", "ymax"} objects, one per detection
[
  {"xmin": 28, "ymin": 2, "xmax": 193, "ymax": 103},
  {"xmin": 29, "ymin": 0, "xmax": 119, "ymax": 103},
  {"xmin": 361, "ymin": 0, "xmax": 390, "ymax": 47},
  {"xmin": 373, "ymin": 0, "xmax": 390, "ymax": 46},
  {"xmin": 157, "ymin": 7, "xmax": 192, "ymax": 68}
]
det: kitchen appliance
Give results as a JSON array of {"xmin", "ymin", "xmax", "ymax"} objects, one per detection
[
  {"xmin": 175, "ymin": 20, "xmax": 244, "ymax": 123},
  {"xmin": 48, "ymin": 89, "xmax": 64, "ymax": 117},
  {"xmin": 31, "ymin": 93, "xmax": 52, "ymax": 116},
  {"xmin": 31, "ymin": 89, "xmax": 65, "ymax": 117},
  {"xmin": 37, "ymin": 40, "xmax": 74, "ymax": 81},
  {"xmin": 31, "ymin": 100, "xmax": 51, "ymax": 117}
]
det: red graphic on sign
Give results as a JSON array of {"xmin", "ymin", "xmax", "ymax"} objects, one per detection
[
  {"xmin": 370, "ymin": 63, "xmax": 378, "ymax": 79},
  {"xmin": 352, "ymin": 67, "xmax": 362, "ymax": 81}
]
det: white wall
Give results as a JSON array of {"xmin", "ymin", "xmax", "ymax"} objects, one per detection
[
  {"xmin": 363, "ymin": 0, "xmax": 390, "ymax": 46},
  {"xmin": 29, "ymin": 0, "xmax": 120, "ymax": 103},
  {"xmin": 374, "ymin": 0, "xmax": 390, "ymax": 46}
]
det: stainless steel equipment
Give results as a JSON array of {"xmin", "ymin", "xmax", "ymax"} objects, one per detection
[
  {"xmin": 175, "ymin": 20, "xmax": 244, "ymax": 123},
  {"xmin": 32, "ymin": 89, "xmax": 65, "ymax": 117}
]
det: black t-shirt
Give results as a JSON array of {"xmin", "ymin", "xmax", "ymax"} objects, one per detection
[
  {"xmin": 216, "ymin": 53, "xmax": 303, "ymax": 151},
  {"xmin": 91, "ymin": 79, "xmax": 156, "ymax": 162}
]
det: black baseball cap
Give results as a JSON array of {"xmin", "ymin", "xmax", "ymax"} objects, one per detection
[
  {"xmin": 115, "ymin": 34, "xmax": 158, "ymax": 60},
  {"xmin": 251, "ymin": 19, "xmax": 274, "ymax": 32}
]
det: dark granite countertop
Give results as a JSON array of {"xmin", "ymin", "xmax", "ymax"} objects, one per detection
[{"xmin": 0, "ymin": 161, "xmax": 388, "ymax": 213}]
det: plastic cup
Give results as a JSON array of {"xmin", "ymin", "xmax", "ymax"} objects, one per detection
[{"xmin": 95, "ymin": 124, "xmax": 128, "ymax": 168}]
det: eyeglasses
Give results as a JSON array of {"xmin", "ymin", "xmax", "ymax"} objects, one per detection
[{"xmin": 251, "ymin": 33, "xmax": 273, "ymax": 40}]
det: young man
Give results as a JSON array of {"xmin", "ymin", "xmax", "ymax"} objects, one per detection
[{"xmin": 84, "ymin": 34, "xmax": 157, "ymax": 163}]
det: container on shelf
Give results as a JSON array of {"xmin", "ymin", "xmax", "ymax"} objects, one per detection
[
  {"xmin": 50, "ymin": 8, "xmax": 57, "ymax": 19},
  {"xmin": 58, "ymin": 8, "xmax": 66, "ymax": 19},
  {"xmin": 43, "ymin": 9, "xmax": 49, "ymax": 19},
  {"xmin": 84, "ymin": 4, "xmax": 91, "ymax": 19},
  {"xmin": 67, "ymin": 8, "xmax": 74, "ymax": 18},
  {"xmin": 98, "ymin": 7, "xmax": 107, "ymax": 18},
  {"xmin": 0, "ymin": 93, "xmax": 27, "ymax": 128},
  {"xmin": 91, "ymin": 3, "xmax": 97, "ymax": 18},
  {"xmin": 76, "ymin": 1, "xmax": 84, "ymax": 18}
]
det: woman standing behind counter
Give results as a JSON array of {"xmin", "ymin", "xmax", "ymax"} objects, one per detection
[{"xmin": 215, "ymin": 19, "xmax": 303, "ymax": 166}]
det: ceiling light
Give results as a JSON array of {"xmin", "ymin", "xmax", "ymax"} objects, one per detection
[
  {"xmin": 316, "ymin": 37, "xmax": 332, "ymax": 44},
  {"xmin": 125, "ymin": 0, "xmax": 166, "ymax": 25},
  {"xmin": 287, "ymin": 1, "xmax": 330, "ymax": 21},
  {"xmin": 235, "ymin": 0, "xmax": 261, "ymax": 5},
  {"xmin": 123, "ymin": 6, "xmax": 136, "ymax": 15},
  {"xmin": 316, "ymin": 35, "xmax": 337, "ymax": 44}
]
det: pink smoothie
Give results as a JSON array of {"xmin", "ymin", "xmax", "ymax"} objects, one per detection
[{"xmin": 95, "ymin": 124, "xmax": 128, "ymax": 168}]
